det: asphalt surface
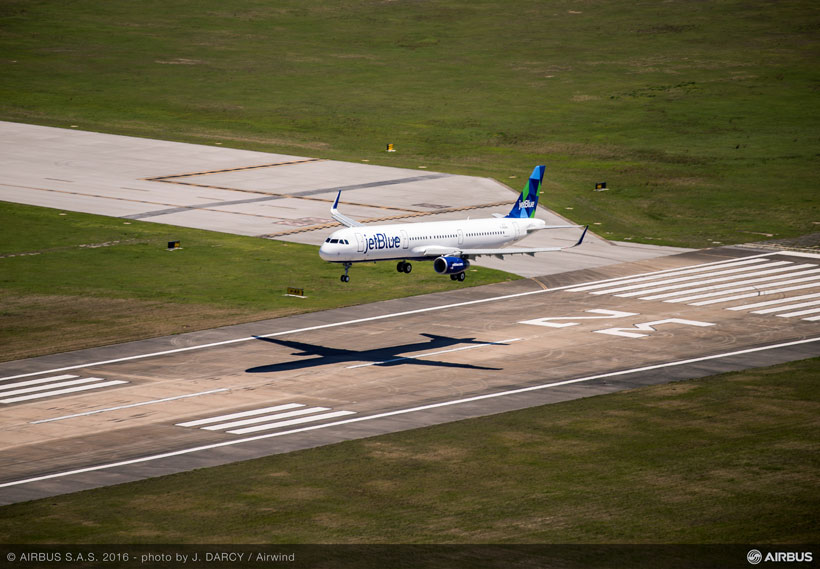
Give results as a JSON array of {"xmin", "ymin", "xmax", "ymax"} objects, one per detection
[
  {"xmin": 1, "ymin": 122, "xmax": 817, "ymax": 505},
  {"xmin": 1, "ymin": 246, "xmax": 818, "ymax": 505},
  {"xmin": 0, "ymin": 121, "xmax": 689, "ymax": 277}
]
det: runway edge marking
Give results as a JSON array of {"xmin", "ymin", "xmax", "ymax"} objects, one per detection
[
  {"xmin": 2, "ymin": 336, "xmax": 818, "ymax": 490},
  {"xmin": 0, "ymin": 251, "xmax": 780, "ymax": 383}
]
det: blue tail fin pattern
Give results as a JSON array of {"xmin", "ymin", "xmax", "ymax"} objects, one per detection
[{"xmin": 505, "ymin": 165, "xmax": 544, "ymax": 218}]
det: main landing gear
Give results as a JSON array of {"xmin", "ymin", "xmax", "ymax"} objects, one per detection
[
  {"xmin": 450, "ymin": 272, "xmax": 466, "ymax": 282},
  {"xmin": 340, "ymin": 262, "xmax": 352, "ymax": 283},
  {"xmin": 397, "ymin": 261, "xmax": 412, "ymax": 274}
]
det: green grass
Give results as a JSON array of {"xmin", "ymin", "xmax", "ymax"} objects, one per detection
[
  {"xmin": 1, "ymin": 358, "xmax": 817, "ymax": 544},
  {"xmin": 0, "ymin": 201, "xmax": 516, "ymax": 361},
  {"xmin": 1, "ymin": 1, "xmax": 818, "ymax": 552},
  {"xmin": 1, "ymin": 0, "xmax": 818, "ymax": 247}
]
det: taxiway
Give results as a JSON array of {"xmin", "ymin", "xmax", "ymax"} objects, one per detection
[{"xmin": 0, "ymin": 121, "xmax": 688, "ymax": 277}]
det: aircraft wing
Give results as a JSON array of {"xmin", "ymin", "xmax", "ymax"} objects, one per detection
[
  {"xmin": 421, "ymin": 225, "xmax": 588, "ymax": 259},
  {"xmin": 330, "ymin": 190, "xmax": 363, "ymax": 228}
]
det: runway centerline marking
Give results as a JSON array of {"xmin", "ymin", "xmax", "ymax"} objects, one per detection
[
  {"xmin": 0, "ymin": 251, "xmax": 781, "ymax": 384},
  {"xmin": 2, "ymin": 336, "xmax": 817, "ymax": 490},
  {"xmin": 345, "ymin": 338, "xmax": 522, "ymax": 369},
  {"xmin": 32, "ymin": 388, "xmax": 230, "ymax": 424}
]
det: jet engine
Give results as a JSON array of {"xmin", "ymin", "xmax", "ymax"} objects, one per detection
[{"xmin": 433, "ymin": 256, "xmax": 470, "ymax": 275}]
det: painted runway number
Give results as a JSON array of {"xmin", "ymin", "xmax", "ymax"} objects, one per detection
[
  {"xmin": 519, "ymin": 309, "xmax": 639, "ymax": 328},
  {"xmin": 520, "ymin": 310, "xmax": 715, "ymax": 339},
  {"xmin": 593, "ymin": 318, "xmax": 715, "ymax": 339}
]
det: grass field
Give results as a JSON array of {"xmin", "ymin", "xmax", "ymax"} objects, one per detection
[
  {"xmin": 0, "ymin": 201, "xmax": 515, "ymax": 361},
  {"xmin": 1, "ymin": 358, "xmax": 817, "ymax": 545},
  {"xmin": 1, "ymin": 1, "xmax": 818, "ymax": 550},
  {"xmin": 1, "ymin": 0, "xmax": 818, "ymax": 247}
]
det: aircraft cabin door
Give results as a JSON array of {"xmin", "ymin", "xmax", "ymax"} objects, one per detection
[
  {"xmin": 457, "ymin": 229, "xmax": 464, "ymax": 246},
  {"xmin": 400, "ymin": 230, "xmax": 409, "ymax": 249},
  {"xmin": 355, "ymin": 233, "xmax": 365, "ymax": 252}
]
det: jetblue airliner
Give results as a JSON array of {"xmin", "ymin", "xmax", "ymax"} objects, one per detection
[{"xmin": 319, "ymin": 165, "xmax": 588, "ymax": 282}]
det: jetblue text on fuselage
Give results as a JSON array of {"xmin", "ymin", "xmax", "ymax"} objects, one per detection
[{"xmin": 363, "ymin": 232, "xmax": 401, "ymax": 254}]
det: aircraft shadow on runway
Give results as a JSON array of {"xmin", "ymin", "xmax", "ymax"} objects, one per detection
[{"xmin": 245, "ymin": 334, "xmax": 504, "ymax": 373}]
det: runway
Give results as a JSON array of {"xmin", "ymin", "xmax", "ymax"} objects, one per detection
[{"xmin": 2, "ymin": 246, "xmax": 818, "ymax": 505}]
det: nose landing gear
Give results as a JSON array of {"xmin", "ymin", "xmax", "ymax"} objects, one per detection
[
  {"xmin": 397, "ymin": 261, "xmax": 412, "ymax": 274},
  {"xmin": 340, "ymin": 262, "xmax": 352, "ymax": 283}
]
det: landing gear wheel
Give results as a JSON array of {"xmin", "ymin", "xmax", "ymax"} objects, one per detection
[
  {"xmin": 397, "ymin": 261, "xmax": 405, "ymax": 273},
  {"xmin": 341, "ymin": 262, "xmax": 352, "ymax": 283},
  {"xmin": 457, "ymin": 272, "xmax": 466, "ymax": 282},
  {"xmin": 397, "ymin": 261, "xmax": 412, "ymax": 274},
  {"xmin": 403, "ymin": 262, "xmax": 412, "ymax": 274}
]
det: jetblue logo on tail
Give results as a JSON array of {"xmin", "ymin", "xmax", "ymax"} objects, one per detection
[{"xmin": 506, "ymin": 165, "xmax": 545, "ymax": 219}]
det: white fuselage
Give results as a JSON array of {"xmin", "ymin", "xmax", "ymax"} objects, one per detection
[{"xmin": 319, "ymin": 216, "xmax": 546, "ymax": 263}]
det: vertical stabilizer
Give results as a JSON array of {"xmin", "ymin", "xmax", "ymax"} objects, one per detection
[{"xmin": 505, "ymin": 165, "xmax": 545, "ymax": 218}]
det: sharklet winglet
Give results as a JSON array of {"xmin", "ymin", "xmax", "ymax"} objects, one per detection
[{"xmin": 330, "ymin": 190, "xmax": 363, "ymax": 228}]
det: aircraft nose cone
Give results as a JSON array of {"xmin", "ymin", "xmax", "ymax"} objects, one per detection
[{"xmin": 319, "ymin": 243, "xmax": 337, "ymax": 260}]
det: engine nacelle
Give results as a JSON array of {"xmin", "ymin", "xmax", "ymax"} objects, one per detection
[{"xmin": 433, "ymin": 256, "xmax": 470, "ymax": 275}]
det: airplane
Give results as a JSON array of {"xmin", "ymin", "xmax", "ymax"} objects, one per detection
[{"xmin": 319, "ymin": 165, "xmax": 588, "ymax": 282}]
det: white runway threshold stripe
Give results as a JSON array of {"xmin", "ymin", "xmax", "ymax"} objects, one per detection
[
  {"xmin": 203, "ymin": 407, "xmax": 331, "ymax": 431},
  {"xmin": 730, "ymin": 292, "xmax": 820, "ymax": 312},
  {"xmin": 176, "ymin": 403, "xmax": 358, "ymax": 435},
  {"xmin": 2, "ymin": 335, "xmax": 818, "ymax": 490},
  {"xmin": 565, "ymin": 251, "xmax": 820, "ymax": 321},
  {"xmin": 0, "ymin": 374, "xmax": 78, "ymax": 389},
  {"xmin": 0, "ymin": 374, "xmax": 128, "ymax": 404},
  {"xmin": 228, "ymin": 411, "xmax": 357, "ymax": 435},
  {"xmin": 176, "ymin": 403, "xmax": 305, "ymax": 428},
  {"xmin": 597, "ymin": 261, "xmax": 796, "ymax": 296},
  {"xmin": 778, "ymin": 307, "xmax": 820, "ymax": 318},
  {"xmin": 566, "ymin": 256, "xmax": 773, "ymax": 293},
  {"xmin": 634, "ymin": 266, "xmax": 820, "ymax": 299}
]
